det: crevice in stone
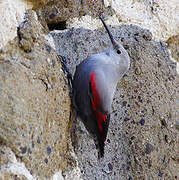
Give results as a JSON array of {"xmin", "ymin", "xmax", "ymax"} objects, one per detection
[
  {"xmin": 0, "ymin": 136, "xmax": 7, "ymax": 146},
  {"xmin": 47, "ymin": 21, "xmax": 67, "ymax": 31},
  {"xmin": 20, "ymin": 62, "xmax": 31, "ymax": 69},
  {"xmin": 17, "ymin": 26, "xmax": 22, "ymax": 44},
  {"xmin": 39, "ymin": 78, "xmax": 48, "ymax": 91}
]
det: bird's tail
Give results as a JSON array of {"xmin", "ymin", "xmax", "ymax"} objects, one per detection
[
  {"xmin": 98, "ymin": 139, "xmax": 105, "ymax": 158},
  {"xmin": 94, "ymin": 135, "xmax": 105, "ymax": 159},
  {"xmin": 96, "ymin": 114, "xmax": 110, "ymax": 159}
]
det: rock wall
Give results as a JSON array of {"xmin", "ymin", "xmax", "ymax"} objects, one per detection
[
  {"xmin": 0, "ymin": 0, "xmax": 31, "ymax": 49},
  {"xmin": 104, "ymin": 0, "xmax": 179, "ymax": 41},
  {"xmin": 52, "ymin": 22, "xmax": 178, "ymax": 180},
  {"xmin": 39, "ymin": 0, "xmax": 179, "ymax": 73},
  {"xmin": 0, "ymin": 9, "xmax": 76, "ymax": 180},
  {"xmin": 0, "ymin": 0, "xmax": 178, "ymax": 179}
]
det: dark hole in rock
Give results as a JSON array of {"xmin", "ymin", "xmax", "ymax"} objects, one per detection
[
  {"xmin": 158, "ymin": 169, "xmax": 162, "ymax": 177},
  {"xmin": 124, "ymin": 117, "xmax": 130, "ymax": 122},
  {"xmin": 160, "ymin": 119, "xmax": 167, "ymax": 127},
  {"xmin": 122, "ymin": 101, "xmax": 127, "ymax": 107},
  {"xmin": 145, "ymin": 143, "xmax": 154, "ymax": 154},
  {"xmin": 108, "ymin": 163, "xmax": 113, "ymax": 171},
  {"xmin": 123, "ymin": 44, "xmax": 129, "ymax": 50},
  {"xmin": 148, "ymin": 160, "xmax": 152, "ymax": 168},
  {"xmin": 37, "ymin": 137, "xmax": 41, "ymax": 144},
  {"xmin": 139, "ymin": 118, "xmax": 145, "ymax": 126},
  {"xmin": 164, "ymin": 135, "xmax": 168, "ymax": 143},
  {"xmin": 47, "ymin": 21, "xmax": 67, "ymax": 31},
  {"xmin": 44, "ymin": 158, "xmax": 48, "ymax": 164},
  {"xmin": 20, "ymin": 146, "xmax": 27, "ymax": 154},
  {"xmin": 47, "ymin": 146, "xmax": 52, "ymax": 155},
  {"xmin": 131, "ymin": 136, "xmax": 135, "ymax": 140}
]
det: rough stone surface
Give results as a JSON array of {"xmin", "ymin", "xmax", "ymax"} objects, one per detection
[
  {"xmin": 37, "ymin": 0, "xmax": 114, "ymax": 28},
  {"xmin": 38, "ymin": 0, "xmax": 179, "ymax": 41},
  {"xmin": 104, "ymin": 0, "xmax": 179, "ymax": 41},
  {"xmin": 25, "ymin": 0, "xmax": 48, "ymax": 10},
  {"xmin": 51, "ymin": 19, "xmax": 178, "ymax": 179},
  {"xmin": 0, "ymin": 145, "xmax": 34, "ymax": 180},
  {"xmin": 167, "ymin": 35, "xmax": 179, "ymax": 63},
  {"xmin": 166, "ymin": 35, "xmax": 179, "ymax": 74},
  {"xmin": 0, "ymin": 0, "xmax": 32, "ymax": 49},
  {"xmin": 0, "ymin": 10, "xmax": 74, "ymax": 179},
  {"xmin": 0, "ymin": 0, "xmax": 179, "ymax": 179}
]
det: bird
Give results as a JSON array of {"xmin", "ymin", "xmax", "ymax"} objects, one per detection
[{"xmin": 72, "ymin": 16, "xmax": 130, "ymax": 158}]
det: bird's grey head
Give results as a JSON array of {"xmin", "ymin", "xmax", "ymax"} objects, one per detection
[{"xmin": 99, "ymin": 16, "xmax": 130, "ymax": 75}]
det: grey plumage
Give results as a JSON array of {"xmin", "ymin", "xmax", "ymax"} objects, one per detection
[{"xmin": 73, "ymin": 16, "xmax": 130, "ymax": 158}]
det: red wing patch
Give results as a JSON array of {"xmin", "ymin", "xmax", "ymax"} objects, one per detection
[{"xmin": 90, "ymin": 72, "xmax": 106, "ymax": 132}]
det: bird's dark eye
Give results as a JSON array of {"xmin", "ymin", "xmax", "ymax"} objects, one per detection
[{"xmin": 117, "ymin": 49, "xmax": 121, "ymax": 54}]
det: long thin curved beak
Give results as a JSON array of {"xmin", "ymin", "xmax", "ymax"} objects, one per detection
[{"xmin": 99, "ymin": 16, "xmax": 118, "ymax": 48}]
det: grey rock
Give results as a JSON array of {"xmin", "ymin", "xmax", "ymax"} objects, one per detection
[{"xmin": 51, "ymin": 22, "xmax": 178, "ymax": 179}]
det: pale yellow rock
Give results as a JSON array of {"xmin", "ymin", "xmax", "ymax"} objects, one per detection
[
  {"xmin": 166, "ymin": 35, "xmax": 179, "ymax": 75},
  {"xmin": 0, "ymin": 10, "xmax": 74, "ymax": 179},
  {"xmin": 104, "ymin": 0, "xmax": 179, "ymax": 41},
  {"xmin": 0, "ymin": 0, "xmax": 32, "ymax": 49},
  {"xmin": 0, "ymin": 145, "xmax": 35, "ymax": 180}
]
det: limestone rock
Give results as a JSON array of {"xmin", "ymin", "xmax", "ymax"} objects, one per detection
[
  {"xmin": 0, "ymin": 0, "xmax": 178, "ymax": 179},
  {"xmin": 51, "ymin": 18, "xmax": 178, "ymax": 179},
  {"xmin": 37, "ymin": 0, "xmax": 114, "ymax": 30},
  {"xmin": 0, "ymin": 145, "xmax": 34, "ymax": 180},
  {"xmin": 167, "ymin": 35, "xmax": 179, "ymax": 63},
  {"xmin": 26, "ymin": 0, "xmax": 48, "ymax": 10},
  {"xmin": 0, "ymin": 0, "xmax": 32, "ymax": 49},
  {"xmin": 0, "ymin": 10, "xmax": 74, "ymax": 179},
  {"xmin": 104, "ymin": 0, "xmax": 179, "ymax": 41},
  {"xmin": 38, "ymin": 0, "xmax": 179, "ymax": 41}
]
